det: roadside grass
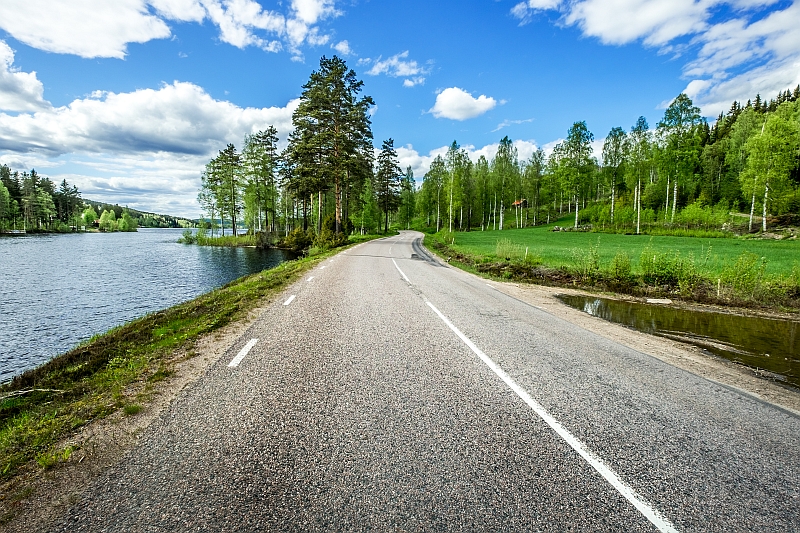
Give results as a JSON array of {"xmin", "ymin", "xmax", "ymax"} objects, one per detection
[
  {"xmin": 0, "ymin": 235, "xmax": 375, "ymax": 481},
  {"xmin": 428, "ymin": 216, "xmax": 800, "ymax": 310}
]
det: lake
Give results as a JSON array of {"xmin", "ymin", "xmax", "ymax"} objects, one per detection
[{"xmin": 0, "ymin": 229, "xmax": 296, "ymax": 382}]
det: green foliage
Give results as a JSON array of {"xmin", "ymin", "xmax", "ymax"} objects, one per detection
[
  {"xmin": 279, "ymin": 227, "xmax": 314, "ymax": 252},
  {"xmin": 570, "ymin": 240, "xmax": 601, "ymax": 282},
  {"xmin": 721, "ymin": 252, "xmax": 767, "ymax": 298},
  {"xmin": 609, "ymin": 251, "xmax": 633, "ymax": 285},
  {"xmin": 179, "ymin": 229, "xmax": 196, "ymax": 244}
]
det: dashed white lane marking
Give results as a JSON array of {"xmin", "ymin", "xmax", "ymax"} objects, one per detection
[
  {"xmin": 307, "ymin": 276, "xmax": 315, "ymax": 282},
  {"xmin": 392, "ymin": 259, "xmax": 410, "ymax": 283},
  {"xmin": 486, "ymin": 283, "xmax": 495, "ymax": 289},
  {"xmin": 228, "ymin": 338, "xmax": 258, "ymax": 368},
  {"xmin": 319, "ymin": 266, "xmax": 326, "ymax": 270},
  {"xmin": 283, "ymin": 295, "xmax": 296, "ymax": 306},
  {"xmin": 425, "ymin": 301, "xmax": 679, "ymax": 533}
]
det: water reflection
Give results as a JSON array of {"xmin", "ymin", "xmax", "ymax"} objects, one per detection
[
  {"xmin": 557, "ymin": 294, "xmax": 799, "ymax": 388},
  {"xmin": 0, "ymin": 229, "xmax": 297, "ymax": 382}
]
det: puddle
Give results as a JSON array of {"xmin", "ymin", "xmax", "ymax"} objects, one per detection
[{"xmin": 556, "ymin": 294, "xmax": 800, "ymax": 389}]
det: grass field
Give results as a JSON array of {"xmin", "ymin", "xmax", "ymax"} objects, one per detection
[{"xmin": 443, "ymin": 216, "xmax": 800, "ymax": 278}]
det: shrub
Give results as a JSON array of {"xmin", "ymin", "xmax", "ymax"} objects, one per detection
[
  {"xmin": 609, "ymin": 251, "xmax": 633, "ymax": 284},
  {"xmin": 721, "ymin": 252, "xmax": 767, "ymax": 299},
  {"xmin": 570, "ymin": 240, "xmax": 601, "ymax": 282},
  {"xmin": 179, "ymin": 229, "xmax": 196, "ymax": 244},
  {"xmin": 278, "ymin": 227, "xmax": 314, "ymax": 252}
]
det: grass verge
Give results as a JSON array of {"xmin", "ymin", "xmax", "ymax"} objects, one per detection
[
  {"xmin": 0, "ymin": 238, "xmax": 371, "ymax": 482},
  {"xmin": 425, "ymin": 224, "xmax": 800, "ymax": 311}
]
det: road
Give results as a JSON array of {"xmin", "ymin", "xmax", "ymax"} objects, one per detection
[{"xmin": 55, "ymin": 231, "xmax": 800, "ymax": 532}]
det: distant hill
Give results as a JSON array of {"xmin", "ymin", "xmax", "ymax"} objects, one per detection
[{"xmin": 83, "ymin": 200, "xmax": 195, "ymax": 228}]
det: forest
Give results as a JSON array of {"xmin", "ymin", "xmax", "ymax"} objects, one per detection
[
  {"xmin": 197, "ymin": 54, "xmax": 800, "ymax": 243},
  {"xmin": 416, "ymin": 88, "xmax": 800, "ymax": 237}
]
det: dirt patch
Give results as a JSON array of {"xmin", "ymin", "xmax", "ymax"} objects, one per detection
[
  {"xmin": 0, "ymin": 302, "xmax": 271, "ymax": 533},
  {"xmin": 494, "ymin": 281, "xmax": 800, "ymax": 414}
]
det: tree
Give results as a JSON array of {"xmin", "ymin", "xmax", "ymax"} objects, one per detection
[
  {"xmin": 118, "ymin": 210, "xmax": 137, "ymax": 232},
  {"xmin": 742, "ymin": 108, "xmax": 800, "ymax": 231},
  {"xmin": 627, "ymin": 117, "xmax": 651, "ymax": 234},
  {"xmin": 290, "ymin": 55, "xmax": 374, "ymax": 234},
  {"xmin": 562, "ymin": 122, "xmax": 595, "ymax": 228},
  {"xmin": 82, "ymin": 206, "xmax": 98, "ymax": 228},
  {"xmin": 211, "ymin": 144, "xmax": 243, "ymax": 236},
  {"xmin": 424, "ymin": 155, "xmax": 447, "ymax": 231},
  {"xmin": 242, "ymin": 127, "xmax": 280, "ymax": 232},
  {"xmin": 491, "ymin": 136, "xmax": 519, "ymax": 230},
  {"xmin": 398, "ymin": 166, "xmax": 416, "ymax": 230},
  {"xmin": 657, "ymin": 94, "xmax": 705, "ymax": 222},
  {"xmin": 602, "ymin": 127, "xmax": 628, "ymax": 224},
  {"xmin": 374, "ymin": 138, "xmax": 403, "ymax": 233},
  {"xmin": 99, "ymin": 209, "xmax": 117, "ymax": 231}
]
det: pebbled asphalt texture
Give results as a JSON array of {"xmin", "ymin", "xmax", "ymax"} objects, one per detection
[{"xmin": 53, "ymin": 231, "xmax": 799, "ymax": 532}]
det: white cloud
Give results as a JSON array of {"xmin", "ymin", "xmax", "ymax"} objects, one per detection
[
  {"xmin": 403, "ymin": 77, "xmax": 426, "ymax": 88},
  {"xmin": 0, "ymin": 0, "xmax": 171, "ymax": 59},
  {"xmin": 0, "ymin": 81, "xmax": 298, "ymax": 157},
  {"xmin": 0, "ymin": 0, "xmax": 339, "ymax": 59},
  {"xmin": 365, "ymin": 51, "xmax": 429, "ymax": 86},
  {"xmin": 332, "ymin": 40, "xmax": 353, "ymax": 55},
  {"xmin": 0, "ymin": 81, "xmax": 300, "ymax": 217},
  {"xmin": 0, "ymin": 41, "xmax": 51, "ymax": 112},
  {"xmin": 429, "ymin": 87, "xmax": 497, "ymax": 120},
  {"xmin": 492, "ymin": 117, "xmax": 535, "ymax": 132}
]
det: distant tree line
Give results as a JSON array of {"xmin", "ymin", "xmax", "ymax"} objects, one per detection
[
  {"xmin": 197, "ymin": 56, "xmax": 414, "ymax": 241},
  {"xmin": 1, "ymin": 164, "xmax": 193, "ymax": 233},
  {"xmin": 416, "ymin": 86, "xmax": 800, "ymax": 235},
  {"xmin": 1, "ymin": 165, "xmax": 83, "ymax": 232}
]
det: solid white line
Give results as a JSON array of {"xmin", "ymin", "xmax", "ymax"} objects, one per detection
[
  {"xmin": 425, "ymin": 301, "xmax": 679, "ymax": 533},
  {"xmin": 486, "ymin": 283, "xmax": 495, "ymax": 289},
  {"xmin": 392, "ymin": 259, "xmax": 410, "ymax": 283},
  {"xmin": 228, "ymin": 338, "xmax": 258, "ymax": 368},
  {"xmin": 283, "ymin": 295, "xmax": 296, "ymax": 306}
]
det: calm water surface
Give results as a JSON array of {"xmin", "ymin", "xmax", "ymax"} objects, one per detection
[
  {"xmin": 557, "ymin": 294, "xmax": 800, "ymax": 388},
  {"xmin": 0, "ymin": 229, "xmax": 295, "ymax": 382}
]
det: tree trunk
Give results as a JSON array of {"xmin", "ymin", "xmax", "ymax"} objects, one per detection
[
  {"xmin": 664, "ymin": 175, "xmax": 670, "ymax": 221},
  {"xmin": 749, "ymin": 192, "xmax": 756, "ymax": 232},
  {"xmin": 574, "ymin": 195, "xmax": 579, "ymax": 229},
  {"xmin": 762, "ymin": 181, "xmax": 769, "ymax": 232},
  {"xmin": 636, "ymin": 179, "xmax": 641, "ymax": 235},
  {"xmin": 671, "ymin": 182, "xmax": 677, "ymax": 223}
]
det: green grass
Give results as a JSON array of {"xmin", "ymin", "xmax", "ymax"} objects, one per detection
[
  {"xmin": 446, "ymin": 215, "xmax": 800, "ymax": 278},
  {"xmin": 429, "ymin": 215, "xmax": 800, "ymax": 310},
  {"xmin": 0, "ymin": 235, "xmax": 377, "ymax": 481}
]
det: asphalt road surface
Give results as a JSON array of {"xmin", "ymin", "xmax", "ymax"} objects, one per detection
[{"xmin": 55, "ymin": 231, "xmax": 800, "ymax": 532}]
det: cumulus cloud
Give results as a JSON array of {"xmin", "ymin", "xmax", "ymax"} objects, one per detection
[
  {"xmin": 429, "ymin": 87, "xmax": 497, "ymax": 120},
  {"xmin": 332, "ymin": 40, "xmax": 353, "ymax": 55},
  {"xmin": 0, "ymin": 41, "xmax": 51, "ymax": 112},
  {"xmin": 0, "ymin": 81, "xmax": 300, "ymax": 217},
  {"xmin": 365, "ymin": 51, "xmax": 429, "ymax": 87},
  {"xmin": 0, "ymin": 81, "xmax": 298, "ymax": 157},
  {"xmin": 0, "ymin": 0, "xmax": 339, "ymax": 59}
]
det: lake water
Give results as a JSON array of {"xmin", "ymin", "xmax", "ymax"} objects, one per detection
[{"xmin": 0, "ymin": 229, "xmax": 296, "ymax": 382}]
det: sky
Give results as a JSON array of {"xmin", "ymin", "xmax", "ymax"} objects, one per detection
[{"xmin": 0, "ymin": 0, "xmax": 798, "ymax": 218}]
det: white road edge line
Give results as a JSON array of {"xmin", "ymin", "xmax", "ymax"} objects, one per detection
[
  {"xmin": 392, "ymin": 259, "xmax": 410, "ymax": 283},
  {"xmin": 425, "ymin": 301, "xmax": 679, "ymax": 533},
  {"xmin": 228, "ymin": 338, "xmax": 258, "ymax": 368},
  {"xmin": 283, "ymin": 295, "xmax": 296, "ymax": 306}
]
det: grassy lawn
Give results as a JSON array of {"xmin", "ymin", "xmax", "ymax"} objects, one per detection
[{"xmin": 446, "ymin": 216, "xmax": 800, "ymax": 278}]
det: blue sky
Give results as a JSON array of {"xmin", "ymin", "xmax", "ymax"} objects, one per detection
[{"xmin": 1, "ymin": 0, "xmax": 798, "ymax": 217}]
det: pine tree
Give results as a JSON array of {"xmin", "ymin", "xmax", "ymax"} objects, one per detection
[{"xmin": 374, "ymin": 138, "xmax": 402, "ymax": 233}]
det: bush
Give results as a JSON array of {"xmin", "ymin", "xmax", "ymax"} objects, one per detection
[
  {"xmin": 278, "ymin": 227, "xmax": 314, "ymax": 252},
  {"xmin": 179, "ymin": 229, "xmax": 196, "ymax": 244},
  {"xmin": 609, "ymin": 251, "xmax": 633, "ymax": 284},
  {"xmin": 570, "ymin": 240, "xmax": 601, "ymax": 282},
  {"xmin": 721, "ymin": 252, "xmax": 767, "ymax": 299}
]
